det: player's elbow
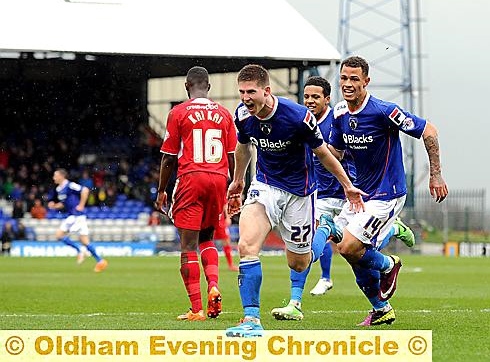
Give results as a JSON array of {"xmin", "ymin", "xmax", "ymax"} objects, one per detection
[{"xmin": 422, "ymin": 121, "xmax": 438, "ymax": 140}]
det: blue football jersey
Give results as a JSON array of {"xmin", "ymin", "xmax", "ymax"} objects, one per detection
[
  {"xmin": 49, "ymin": 180, "xmax": 86, "ymax": 216},
  {"xmin": 235, "ymin": 96, "xmax": 324, "ymax": 196},
  {"xmin": 315, "ymin": 107, "xmax": 356, "ymax": 200},
  {"xmin": 330, "ymin": 94, "xmax": 426, "ymax": 201}
]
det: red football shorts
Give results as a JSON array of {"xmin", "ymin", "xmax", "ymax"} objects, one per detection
[
  {"xmin": 171, "ymin": 172, "xmax": 227, "ymax": 231},
  {"xmin": 213, "ymin": 214, "xmax": 230, "ymax": 240}
]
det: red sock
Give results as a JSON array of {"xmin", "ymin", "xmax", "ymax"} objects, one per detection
[
  {"xmin": 199, "ymin": 240, "xmax": 219, "ymax": 291},
  {"xmin": 223, "ymin": 243, "xmax": 234, "ymax": 268},
  {"xmin": 180, "ymin": 251, "xmax": 202, "ymax": 312}
]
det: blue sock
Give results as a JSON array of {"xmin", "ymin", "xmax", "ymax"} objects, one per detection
[
  {"xmin": 368, "ymin": 295, "xmax": 389, "ymax": 310},
  {"xmin": 238, "ymin": 259, "xmax": 262, "ymax": 319},
  {"xmin": 290, "ymin": 264, "xmax": 311, "ymax": 303},
  {"xmin": 312, "ymin": 227, "xmax": 329, "ymax": 263},
  {"xmin": 378, "ymin": 226, "xmax": 396, "ymax": 251},
  {"xmin": 60, "ymin": 236, "xmax": 80, "ymax": 252},
  {"xmin": 358, "ymin": 247, "xmax": 391, "ymax": 271},
  {"xmin": 319, "ymin": 242, "xmax": 333, "ymax": 279},
  {"xmin": 352, "ymin": 265, "xmax": 387, "ymax": 310},
  {"xmin": 288, "ymin": 230, "xmax": 325, "ymax": 303},
  {"xmin": 85, "ymin": 243, "xmax": 102, "ymax": 262}
]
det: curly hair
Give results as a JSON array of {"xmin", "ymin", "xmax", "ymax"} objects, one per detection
[{"xmin": 304, "ymin": 76, "xmax": 331, "ymax": 97}]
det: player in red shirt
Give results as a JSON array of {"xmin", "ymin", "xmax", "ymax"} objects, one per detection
[
  {"xmin": 214, "ymin": 200, "xmax": 239, "ymax": 272},
  {"xmin": 155, "ymin": 66, "xmax": 237, "ymax": 321}
]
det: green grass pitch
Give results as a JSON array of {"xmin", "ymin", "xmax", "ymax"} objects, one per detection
[{"xmin": 0, "ymin": 254, "xmax": 488, "ymax": 361}]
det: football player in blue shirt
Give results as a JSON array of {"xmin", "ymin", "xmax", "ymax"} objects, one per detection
[
  {"xmin": 326, "ymin": 56, "xmax": 448, "ymax": 326},
  {"xmin": 225, "ymin": 64, "xmax": 366, "ymax": 337},
  {"xmin": 48, "ymin": 169, "xmax": 108, "ymax": 272},
  {"xmin": 271, "ymin": 76, "xmax": 417, "ymax": 322}
]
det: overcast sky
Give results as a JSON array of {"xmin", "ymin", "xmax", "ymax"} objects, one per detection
[{"xmin": 287, "ymin": 0, "xmax": 489, "ymax": 209}]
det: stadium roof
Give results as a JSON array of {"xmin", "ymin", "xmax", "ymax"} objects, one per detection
[{"xmin": 0, "ymin": 0, "xmax": 340, "ymax": 78}]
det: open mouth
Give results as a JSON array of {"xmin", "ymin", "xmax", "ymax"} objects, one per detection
[
  {"xmin": 245, "ymin": 103, "xmax": 255, "ymax": 112},
  {"xmin": 342, "ymin": 88, "xmax": 355, "ymax": 96}
]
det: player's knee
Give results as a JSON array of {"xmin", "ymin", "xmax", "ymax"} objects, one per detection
[
  {"xmin": 198, "ymin": 227, "xmax": 214, "ymax": 242},
  {"xmin": 337, "ymin": 240, "xmax": 360, "ymax": 263},
  {"xmin": 289, "ymin": 264, "xmax": 307, "ymax": 273},
  {"xmin": 287, "ymin": 258, "xmax": 309, "ymax": 272},
  {"xmin": 237, "ymin": 239, "xmax": 260, "ymax": 258}
]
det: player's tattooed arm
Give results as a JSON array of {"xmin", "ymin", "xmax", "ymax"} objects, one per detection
[
  {"xmin": 423, "ymin": 133, "xmax": 442, "ymax": 177},
  {"xmin": 422, "ymin": 121, "xmax": 448, "ymax": 203}
]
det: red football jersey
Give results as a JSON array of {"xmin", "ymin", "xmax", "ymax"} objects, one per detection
[{"xmin": 161, "ymin": 98, "xmax": 237, "ymax": 178}]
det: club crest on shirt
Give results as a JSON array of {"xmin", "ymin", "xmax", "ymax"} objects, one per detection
[
  {"xmin": 249, "ymin": 189, "xmax": 260, "ymax": 198},
  {"xmin": 237, "ymin": 105, "xmax": 251, "ymax": 121},
  {"xmin": 260, "ymin": 123, "xmax": 272, "ymax": 135},
  {"xmin": 400, "ymin": 117, "xmax": 415, "ymax": 131},
  {"xmin": 349, "ymin": 116, "xmax": 358, "ymax": 130}
]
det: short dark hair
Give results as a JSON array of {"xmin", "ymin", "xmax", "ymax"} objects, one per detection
[
  {"xmin": 340, "ymin": 56, "xmax": 369, "ymax": 77},
  {"xmin": 55, "ymin": 168, "xmax": 68, "ymax": 178},
  {"xmin": 186, "ymin": 66, "xmax": 209, "ymax": 87},
  {"xmin": 304, "ymin": 76, "xmax": 331, "ymax": 97},
  {"xmin": 237, "ymin": 64, "xmax": 269, "ymax": 88}
]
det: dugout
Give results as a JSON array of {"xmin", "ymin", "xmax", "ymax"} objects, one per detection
[
  {"xmin": 0, "ymin": 0, "xmax": 340, "ymax": 248},
  {"xmin": 0, "ymin": 0, "xmax": 340, "ymax": 135}
]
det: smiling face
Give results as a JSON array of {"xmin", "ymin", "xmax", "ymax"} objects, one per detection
[
  {"xmin": 238, "ymin": 80, "xmax": 271, "ymax": 117},
  {"xmin": 339, "ymin": 65, "xmax": 370, "ymax": 111},
  {"xmin": 303, "ymin": 84, "xmax": 330, "ymax": 118}
]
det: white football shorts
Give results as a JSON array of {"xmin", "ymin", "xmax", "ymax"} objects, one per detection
[
  {"xmin": 315, "ymin": 197, "xmax": 346, "ymax": 221},
  {"xmin": 244, "ymin": 180, "xmax": 315, "ymax": 254},
  {"xmin": 60, "ymin": 215, "xmax": 90, "ymax": 236},
  {"xmin": 335, "ymin": 195, "xmax": 406, "ymax": 248}
]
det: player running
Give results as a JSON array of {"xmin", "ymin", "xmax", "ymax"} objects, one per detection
[{"xmin": 48, "ymin": 168, "xmax": 108, "ymax": 272}]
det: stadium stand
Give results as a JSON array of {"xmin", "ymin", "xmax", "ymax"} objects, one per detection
[
  {"xmin": 2, "ymin": 196, "xmax": 177, "ymax": 244},
  {"xmin": 0, "ymin": 76, "xmax": 177, "ymax": 246}
]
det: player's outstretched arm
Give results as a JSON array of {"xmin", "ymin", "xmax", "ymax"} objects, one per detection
[
  {"xmin": 226, "ymin": 142, "xmax": 251, "ymax": 216},
  {"xmin": 422, "ymin": 121, "xmax": 448, "ymax": 203},
  {"xmin": 76, "ymin": 187, "xmax": 89, "ymax": 212},
  {"xmin": 314, "ymin": 143, "xmax": 366, "ymax": 212}
]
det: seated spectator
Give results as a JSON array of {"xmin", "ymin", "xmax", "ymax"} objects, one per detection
[
  {"xmin": 79, "ymin": 169, "xmax": 95, "ymax": 190},
  {"xmin": 96, "ymin": 184, "xmax": 117, "ymax": 207},
  {"xmin": 148, "ymin": 210, "xmax": 162, "ymax": 226},
  {"xmin": 12, "ymin": 199, "xmax": 25, "ymax": 219},
  {"xmin": 104, "ymin": 183, "xmax": 117, "ymax": 207},
  {"xmin": 9, "ymin": 181, "xmax": 24, "ymax": 201},
  {"xmin": 16, "ymin": 221, "xmax": 27, "ymax": 239},
  {"xmin": 1, "ymin": 221, "xmax": 16, "ymax": 255},
  {"xmin": 30, "ymin": 198, "xmax": 47, "ymax": 219}
]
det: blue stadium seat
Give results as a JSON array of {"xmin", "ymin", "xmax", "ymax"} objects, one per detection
[{"xmin": 25, "ymin": 227, "xmax": 37, "ymax": 240}]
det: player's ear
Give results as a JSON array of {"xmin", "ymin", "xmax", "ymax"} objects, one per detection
[
  {"xmin": 208, "ymin": 84, "xmax": 211, "ymax": 91},
  {"xmin": 363, "ymin": 76, "xmax": 371, "ymax": 88}
]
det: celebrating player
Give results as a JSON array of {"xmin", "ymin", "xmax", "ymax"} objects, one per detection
[
  {"xmin": 324, "ymin": 56, "xmax": 448, "ymax": 326},
  {"xmin": 225, "ymin": 64, "xmax": 366, "ymax": 337},
  {"xmin": 271, "ymin": 76, "xmax": 416, "ymax": 321}
]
